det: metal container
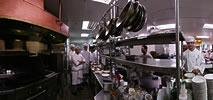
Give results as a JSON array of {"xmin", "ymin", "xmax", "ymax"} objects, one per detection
[
  {"xmin": 185, "ymin": 79, "xmax": 192, "ymax": 89},
  {"xmin": 103, "ymin": 82, "xmax": 112, "ymax": 92}
]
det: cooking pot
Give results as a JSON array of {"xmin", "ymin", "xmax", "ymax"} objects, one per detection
[{"xmin": 103, "ymin": 82, "xmax": 112, "ymax": 91}]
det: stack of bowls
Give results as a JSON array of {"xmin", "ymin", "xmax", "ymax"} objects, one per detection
[
  {"xmin": 184, "ymin": 73, "xmax": 195, "ymax": 89},
  {"xmin": 192, "ymin": 76, "xmax": 207, "ymax": 100},
  {"xmin": 204, "ymin": 74, "xmax": 213, "ymax": 100}
]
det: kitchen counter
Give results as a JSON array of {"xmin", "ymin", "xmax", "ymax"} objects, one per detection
[
  {"xmin": 91, "ymin": 65, "xmax": 112, "ymax": 100},
  {"xmin": 93, "ymin": 71, "xmax": 104, "ymax": 88},
  {"xmin": 94, "ymin": 90, "xmax": 111, "ymax": 100}
]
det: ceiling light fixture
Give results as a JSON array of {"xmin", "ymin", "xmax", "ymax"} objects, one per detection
[
  {"xmin": 156, "ymin": 24, "xmax": 175, "ymax": 30},
  {"xmin": 81, "ymin": 33, "xmax": 89, "ymax": 37},
  {"xmin": 203, "ymin": 24, "xmax": 213, "ymax": 29},
  {"xmin": 82, "ymin": 21, "xmax": 91, "ymax": 30},
  {"xmin": 196, "ymin": 36, "xmax": 209, "ymax": 38},
  {"xmin": 91, "ymin": 0, "xmax": 111, "ymax": 4}
]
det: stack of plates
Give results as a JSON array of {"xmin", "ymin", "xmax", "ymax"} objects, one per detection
[
  {"xmin": 192, "ymin": 76, "xmax": 207, "ymax": 100},
  {"xmin": 204, "ymin": 74, "xmax": 213, "ymax": 100},
  {"xmin": 184, "ymin": 73, "xmax": 195, "ymax": 79}
]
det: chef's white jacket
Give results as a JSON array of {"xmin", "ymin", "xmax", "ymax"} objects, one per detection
[
  {"xmin": 90, "ymin": 52, "xmax": 96, "ymax": 64},
  {"xmin": 72, "ymin": 53, "xmax": 85, "ymax": 85},
  {"xmin": 69, "ymin": 50, "xmax": 75, "ymax": 64},
  {"xmin": 81, "ymin": 50, "xmax": 90, "ymax": 74},
  {"xmin": 183, "ymin": 48, "xmax": 205, "ymax": 74}
]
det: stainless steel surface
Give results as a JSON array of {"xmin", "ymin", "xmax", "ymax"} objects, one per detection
[
  {"xmin": 98, "ymin": 32, "xmax": 185, "ymax": 47},
  {"xmin": 101, "ymin": 55, "xmax": 177, "ymax": 75},
  {"xmin": 113, "ymin": 57, "xmax": 177, "ymax": 75},
  {"xmin": 93, "ymin": 71, "xmax": 104, "ymax": 88},
  {"xmin": 175, "ymin": 0, "xmax": 181, "ymax": 95},
  {"xmin": 103, "ymin": 82, "xmax": 112, "ymax": 92},
  {"xmin": 94, "ymin": 90, "xmax": 111, "ymax": 100}
]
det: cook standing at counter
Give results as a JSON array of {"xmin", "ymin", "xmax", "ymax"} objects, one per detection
[
  {"xmin": 183, "ymin": 36, "xmax": 205, "ymax": 74},
  {"xmin": 81, "ymin": 43, "xmax": 90, "ymax": 84},
  {"xmin": 72, "ymin": 47, "xmax": 85, "ymax": 95}
]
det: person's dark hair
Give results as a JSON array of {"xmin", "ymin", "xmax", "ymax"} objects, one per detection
[{"xmin": 142, "ymin": 45, "xmax": 148, "ymax": 50}]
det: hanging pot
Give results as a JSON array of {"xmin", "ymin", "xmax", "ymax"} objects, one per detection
[
  {"xmin": 132, "ymin": 5, "xmax": 147, "ymax": 32},
  {"xmin": 116, "ymin": 1, "xmax": 135, "ymax": 28},
  {"xmin": 125, "ymin": 2, "xmax": 140, "ymax": 28},
  {"xmin": 97, "ymin": 26, "xmax": 106, "ymax": 40},
  {"xmin": 106, "ymin": 18, "xmax": 118, "ymax": 36},
  {"xmin": 127, "ymin": 4, "xmax": 143, "ymax": 31}
]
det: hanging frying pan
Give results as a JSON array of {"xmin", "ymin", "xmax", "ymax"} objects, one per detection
[
  {"xmin": 132, "ymin": 5, "xmax": 147, "ymax": 32},
  {"xmin": 127, "ymin": 4, "xmax": 142, "ymax": 31},
  {"xmin": 116, "ymin": 1, "xmax": 135, "ymax": 28},
  {"xmin": 125, "ymin": 2, "xmax": 140, "ymax": 28},
  {"xmin": 106, "ymin": 18, "xmax": 117, "ymax": 36},
  {"xmin": 97, "ymin": 26, "xmax": 106, "ymax": 40}
]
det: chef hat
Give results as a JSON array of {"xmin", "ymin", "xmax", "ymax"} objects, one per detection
[
  {"xmin": 185, "ymin": 36, "xmax": 195, "ymax": 43},
  {"xmin": 70, "ymin": 44, "xmax": 75, "ymax": 47},
  {"xmin": 83, "ymin": 43, "xmax": 88, "ymax": 47}
]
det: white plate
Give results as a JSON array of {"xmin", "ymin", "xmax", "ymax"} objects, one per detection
[
  {"xmin": 102, "ymin": 73, "xmax": 110, "ymax": 77},
  {"xmin": 192, "ymin": 76, "xmax": 206, "ymax": 83},
  {"xmin": 184, "ymin": 73, "xmax": 195, "ymax": 79},
  {"xmin": 95, "ymin": 71, "xmax": 102, "ymax": 74},
  {"xmin": 204, "ymin": 74, "xmax": 213, "ymax": 80}
]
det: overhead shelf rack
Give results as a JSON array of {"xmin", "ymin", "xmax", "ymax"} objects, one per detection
[{"xmin": 98, "ymin": 32, "xmax": 185, "ymax": 47}]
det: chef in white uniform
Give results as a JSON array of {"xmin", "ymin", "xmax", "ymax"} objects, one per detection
[
  {"xmin": 183, "ymin": 36, "xmax": 205, "ymax": 74},
  {"xmin": 95, "ymin": 47, "xmax": 100, "ymax": 64},
  {"xmin": 80, "ymin": 43, "xmax": 90, "ymax": 83},
  {"xmin": 90, "ymin": 47, "xmax": 96, "ymax": 64},
  {"xmin": 72, "ymin": 47, "xmax": 85, "ymax": 95},
  {"xmin": 69, "ymin": 44, "xmax": 75, "ymax": 61}
]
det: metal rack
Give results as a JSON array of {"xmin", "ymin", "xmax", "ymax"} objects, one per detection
[
  {"xmin": 99, "ymin": 30, "xmax": 184, "ymax": 97},
  {"xmin": 98, "ymin": 32, "xmax": 185, "ymax": 47},
  {"xmin": 96, "ymin": 0, "xmax": 182, "ymax": 97}
]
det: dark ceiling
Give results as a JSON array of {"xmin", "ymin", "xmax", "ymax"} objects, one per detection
[{"xmin": 44, "ymin": 0, "xmax": 213, "ymax": 44}]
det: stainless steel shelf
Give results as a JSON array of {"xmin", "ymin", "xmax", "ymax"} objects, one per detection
[
  {"xmin": 98, "ymin": 32, "xmax": 185, "ymax": 47},
  {"xmin": 117, "ymin": 32, "xmax": 184, "ymax": 46},
  {"xmin": 94, "ymin": 90, "xmax": 111, "ymax": 100},
  {"xmin": 113, "ymin": 57, "xmax": 176, "ymax": 75},
  {"xmin": 101, "ymin": 55, "xmax": 177, "ymax": 75}
]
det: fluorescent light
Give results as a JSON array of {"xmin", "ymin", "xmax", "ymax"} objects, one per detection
[
  {"xmin": 81, "ymin": 33, "xmax": 89, "ymax": 37},
  {"xmin": 92, "ymin": 0, "xmax": 111, "ymax": 4},
  {"xmin": 93, "ymin": 40, "xmax": 96, "ymax": 42},
  {"xmin": 82, "ymin": 21, "xmax": 91, "ymax": 30},
  {"xmin": 156, "ymin": 24, "xmax": 175, "ymax": 29},
  {"xmin": 203, "ymin": 24, "xmax": 213, "ymax": 29},
  {"xmin": 196, "ymin": 36, "xmax": 209, "ymax": 38}
]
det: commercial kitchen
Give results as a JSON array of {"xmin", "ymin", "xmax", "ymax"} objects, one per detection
[{"xmin": 1, "ymin": 0, "xmax": 213, "ymax": 100}]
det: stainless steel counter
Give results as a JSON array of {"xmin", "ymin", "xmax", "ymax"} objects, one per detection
[
  {"xmin": 93, "ymin": 71, "xmax": 103, "ymax": 88},
  {"xmin": 94, "ymin": 90, "xmax": 111, "ymax": 100},
  {"xmin": 91, "ymin": 65, "xmax": 112, "ymax": 100}
]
